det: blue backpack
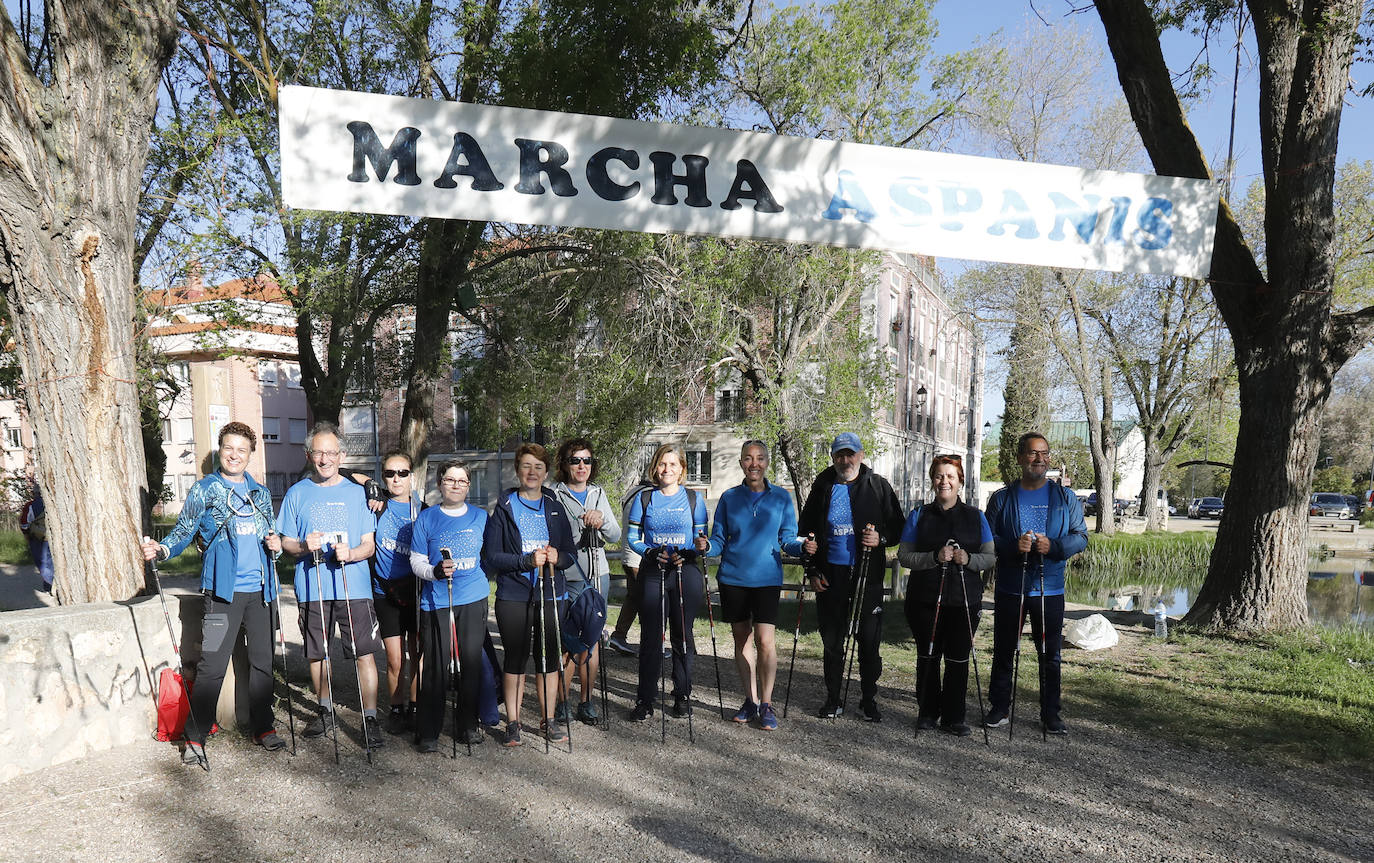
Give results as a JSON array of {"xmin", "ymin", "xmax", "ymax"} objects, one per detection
[{"xmin": 561, "ymin": 584, "xmax": 607, "ymax": 661}]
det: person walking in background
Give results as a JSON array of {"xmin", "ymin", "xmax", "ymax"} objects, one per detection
[{"xmin": 20, "ymin": 487, "xmax": 51, "ymax": 594}]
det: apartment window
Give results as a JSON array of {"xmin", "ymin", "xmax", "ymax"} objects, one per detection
[
  {"xmin": 715, "ymin": 389, "xmax": 745, "ymax": 422},
  {"xmin": 685, "ymin": 446, "xmax": 712, "ymax": 484},
  {"xmin": 397, "ymin": 315, "xmax": 416, "ymax": 335},
  {"xmin": 258, "ymin": 361, "xmax": 278, "ymax": 386},
  {"xmin": 267, "ymin": 472, "xmax": 291, "ymax": 498},
  {"xmin": 284, "ymin": 362, "xmax": 303, "ymax": 389},
  {"xmin": 172, "ymin": 416, "xmax": 194, "ymax": 444},
  {"xmin": 177, "ymin": 474, "xmax": 195, "ymax": 502},
  {"xmin": 262, "ymin": 417, "xmax": 281, "ymax": 442},
  {"xmin": 2, "ymin": 424, "xmax": 19, "ymax": 449},
  {"xmin": 170, "ymin": 361, "xmax": 190, "ymax": 383},
  {"xmin": 289, "ymin": 419, "xmax": 307, "ymax": 444}
]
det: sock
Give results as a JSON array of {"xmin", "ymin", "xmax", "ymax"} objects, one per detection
[
  {"xmin": 389, "ymin": 704, "xmax": 405, "ymax": 714},
  {"xmin": 363, "ymin": 708, "xmax": 377, "ymax": 719},
  {"xmin": 319, "ymin": 698, "xmax": 333, "ymax": 712}
]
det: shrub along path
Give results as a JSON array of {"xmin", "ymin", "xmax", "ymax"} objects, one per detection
[{"xmin": 2, "ymin": 598, "xmax": 1371, "ymax": 863}]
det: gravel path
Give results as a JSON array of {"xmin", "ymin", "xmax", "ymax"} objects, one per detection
[{"xmin": 4, "ymin": 625, "xmax": 1371, "ymax": 863}]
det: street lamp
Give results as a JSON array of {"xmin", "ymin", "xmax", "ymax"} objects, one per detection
[{"xmin": 914, "ymin": 385, "xmax": 929, "ymax": 501}]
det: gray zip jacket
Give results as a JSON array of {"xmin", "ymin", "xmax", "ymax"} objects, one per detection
[{"xmin": 553, "ymin": 482, "xmax": 622, "ymax": 583}]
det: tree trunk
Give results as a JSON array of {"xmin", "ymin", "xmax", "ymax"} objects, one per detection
[
  {"xmin": 0, "ymin": 1, "xmax": 178, "ymax": 603},
  {"xmin": 1139, "ymin": 426, "xmax": 1166, "ymax": 531},
  {"xmin": 398, "ymin": 218, "xmax": 483, "ymax": 481},
  {"xmin": 1094, "ymin": 0, "xmax": 1371, "ymax": 632}
]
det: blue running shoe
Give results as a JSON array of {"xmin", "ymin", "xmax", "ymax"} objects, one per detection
[
  {"xmin": 732, "ymin": 699, "xmax": 758, "ymax": 724},
  {"xmin": 757, "ymin": 702, "xmax": 779, "ymax": 731}
]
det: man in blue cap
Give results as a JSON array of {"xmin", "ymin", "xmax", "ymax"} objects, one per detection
[{"xmin": 799, "ymin": 433, "xmax": 903, "ymax": 721}]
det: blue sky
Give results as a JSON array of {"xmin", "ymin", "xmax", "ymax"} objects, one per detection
[{"xmin": 928, "ymin": 0, "xmax": 1373, "ymax": 424}]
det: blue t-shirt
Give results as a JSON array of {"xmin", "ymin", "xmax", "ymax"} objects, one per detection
[
  {"xmin": 411, "ymin": 505, "xmax": 488, "ymax": 610},
  {"xmin": 827, "ymin": 483, "xmax": 857, "ymax": 565},
  {"xmin": 513, "ymin": 495, "xmax": 550, "ymax": 587},
  {"xmin": 569, "ymin": 488, "xmax": 589, "ymax": 506},
  {"xmin": 276, "ymin": 478, "xmax": 374, "ymax": 602},
  {"xmin": 374, "ymin": 497, "xmax": 419, "ymax": 586},
  {"xmin": 627, "ymin": 488, "xmax": 709, "ymax": 555},
  {"xmin": 222, "ymin": 478, "xmax": 265, "ymax": 594},
  {"xmin": 899, "ymin": 507, "xmax": 995, "ymax": 546},
  {"xmin": 1018, "ymin": 483, "xmax": 1051, "ymax": 538}
]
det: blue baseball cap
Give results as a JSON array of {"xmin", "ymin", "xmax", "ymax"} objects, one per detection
[{"xmin": 830, "ymin": 432, "xmax": 862, "ymax": 455}]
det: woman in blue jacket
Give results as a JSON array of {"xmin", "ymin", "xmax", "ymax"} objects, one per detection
[
  {"xmin": 626, "ymin": 443, "xmax": 710, "ymax": 722},
  {"xmin": 482, "ymin": 443, "xmax": 577, "ymax": 747},
  {"xmin": 704, "ymin": 440, "xmax": 802, "ymax": 730},
  {"xmin": 140, "ymin": 421, "xmax": 283, "ymax": 766}
]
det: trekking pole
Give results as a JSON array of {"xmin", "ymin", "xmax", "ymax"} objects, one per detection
[
  {"xmin": 447, "ymin": 571, "xmax": 470, "ymax": 758},
  {"xmin": 697, "ymin": 531, "xmax": 724, "ymax": 721},
  {"xmin": 144, "ymin": 537, "xmax": 210, "ymax": 771},
  {"xmin": 1038, "ymin": 556, "xmax": 1048, "ymax": 743},
  {"xmin": 585, "ymin": 531, "xmax": 609, "ymax": 725},
  {"xmin": 782, "ymin": 534, "xmax": 813, "ymax": 719},
  {"xmin": 964, "ymin": 571, "xmax": 990, "ymax": 748},
  {"xmin": 312, "ymin": 548, "xmax": 341, "ymax": 764},
  {"xmin": 1008, "ymin": 534, "xmax": 1032, "ymax": 742},
  {"xmin": 674, "ymin": 558, "xmax": 695, "ymax": 744},
  {"xmin": 916, "ymin": 541, "xmax": 954, "ymax": 740},
  {"xmin": 267, "ymin": 532, "xmax": 297, "ymax": 756},
  {"xmin": 840, "ymin": 526, "xmax": 874, "ymax": 716},
  {"xmin": 337, "ymin": 555, "xmax": 372, "ymax": 765},
  {"xmin": 546, "ymin": 561, "xmax": 573, "ymax": 753}
]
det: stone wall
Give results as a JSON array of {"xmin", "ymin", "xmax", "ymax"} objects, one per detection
[{"xmin": 0, "ymin": 591, "xmax": 250, "ymax": 783}]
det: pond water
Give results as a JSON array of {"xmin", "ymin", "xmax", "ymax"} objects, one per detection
[{"xmin": 1066, "ymin": 559, "xmax": 1374, "ymax": 629}]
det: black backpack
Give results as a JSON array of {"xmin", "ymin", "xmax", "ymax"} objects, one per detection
[{"xmin": 560, "ymin": 585, "xmax": 607, "ymax": 661}]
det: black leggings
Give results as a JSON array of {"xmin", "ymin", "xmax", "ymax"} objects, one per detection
[
  {"xmin": 186, "ymin": 592, "xmax": 275, "ymax": 745},
  {"xmin": 635, "ymin": 561, "xmax": 703, "ymax": 705},
  {"xmin": 905, "ymin": 599, "xmax": 980, "ymax": 724},
  {"xmin": 418, "ymin": 598, "xmax": 487, "ymax": 741},
  {"xmin": 611, "ymin": 564, "xmax": 642, "ymax": 639},
  {"xmin": 494, "ymin": 597, "xmax": 561, "ymax": 675}
]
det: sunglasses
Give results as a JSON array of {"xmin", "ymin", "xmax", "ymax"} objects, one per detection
[
  {"xmin": 383, "ymin": 469, "xmax": 411, "ymax": 478},
  {"xmin": 567, "ymin": 456, "xmax": 595, "ymax": 466},
  {"xmin": 937, "ymin": 454, "xmax": 963, "ymax": 462}
]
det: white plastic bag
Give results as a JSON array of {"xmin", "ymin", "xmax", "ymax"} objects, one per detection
[{"xmin": 1064, "ymin": 613, "xmax": 1119, "ymax": 651}]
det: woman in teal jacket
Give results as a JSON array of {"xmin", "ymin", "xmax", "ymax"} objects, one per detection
[{"xmin": 141, "ymin": 421, "xmax": 284, "ymax": 766}]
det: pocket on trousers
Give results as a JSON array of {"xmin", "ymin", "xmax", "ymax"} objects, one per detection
[{"xmin": 201, "ymin": 612, "xmax": 231, "ymax": 654}]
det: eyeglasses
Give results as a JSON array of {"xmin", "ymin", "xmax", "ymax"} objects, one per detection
[
  {"xmin": 441, "ymin": 478, "xmax": 471, "ymax": 487},
  {"xmin": 1024, "ymin": 449, "xmax": 1051, "ymax": 460},
  {"xmin": 567, "ymin": 456, "xmax": 595, "ymax": 466},
  {"xmin": 310, "ymin": 449, "xmax": 341, "ymax": 459},
  {"xmin": 383, "ymin": 469, "xmax": 411, "ymax": 479}
]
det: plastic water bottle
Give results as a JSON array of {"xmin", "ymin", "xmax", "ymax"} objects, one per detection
[{"xmin": 1153, "ymin": 603, "xmax": 1168, "ymax": 638}]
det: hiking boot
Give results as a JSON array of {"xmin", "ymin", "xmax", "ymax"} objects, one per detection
[
  {"xmin": 576, "ymin": 700, "xmax": 600, "ymax": 725},
  {"xmin": 460, "ymin": 727, "xmax": 486, "ymax": 745},
  {"xmin": 858, "ymin": 700, "xmax": 882, "ymax": 723},
  {"xmin": 1043, "ymin": 716, "xmax": 1068, "ymax": 736},
  {"xmin": 940, "ymin": 721, "xmax": 973, "ymax": 738},
  {"xmin": 417, "ymin": 738, "xmax": 440, "ymax": 754},
  {"xmin": 364, "ymin": 715, "xmax": 385, "ymax": 749},
  {"xmin": 757, "ymin": 702, "xmax": 779, "ymax": 731},
  {"xmin": 984, "ymin": 708, "xmax": 1009, "ymax": 728},
  {"xmin": 503, "ymin": 721, "xmax": 523, "ymax": 747},
  {"xmin": 817, "ymin": 698, "xmax": 843, "ymax": 719},
  {"xmin": 553, "ymin": 700, "xmax": 572, "ymax": 724},
  {"xmin": 672, "ymin": 695, "xmax": 692, "ymax": 718},
  {"xmin": 629, "ymin": 701, "xmax": 653, "ymax": 722},
  {"xmin": 181, "ymin": 741, "xmax": 208, "ymax": 769},
  {"xmin": 303, "ymin": 708, "xmax": 334, "ymax": 739},
  {"xmin": 542, "ymin": 719, "xmax": 567, "ymax": 743},
  {"xmin": 254, "ymin": 729, "xmax": 287, "ymax": 751},
  {"xmin": 385, "ymin": 708, "xmax": 409, "ymax": 735},
  {"xmin": 916, "ymin": 716, "xmax": 939, "ymax": 731},
  {"xmin": 732, "ymin": 699, "xmax": 759, "ymax": 724},
  {"xmin": 606, "ymin": 634, "xmax": 636, "ymax": 656}
]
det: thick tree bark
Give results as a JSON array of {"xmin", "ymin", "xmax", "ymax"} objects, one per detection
[
  {"xmin": 1094, "ymin": 0, "xmax": 1372, "ymax": 631},
  {"xmin": 0, "ymin": 1, "xmax": 178, "ymax": 603}
]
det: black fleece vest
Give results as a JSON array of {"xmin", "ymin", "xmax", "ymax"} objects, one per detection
[{"xmin": 906, "ymin": 501, "xmax": 983, "ymax": 607}]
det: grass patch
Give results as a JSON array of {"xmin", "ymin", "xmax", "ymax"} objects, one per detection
[
  {"xmin": 0, "ymin": 530, "xmax": 33, "ymax": 565},
  {"xmin": 1070, "ymin": 531, "xmax": 1213, "ymax": 586}
]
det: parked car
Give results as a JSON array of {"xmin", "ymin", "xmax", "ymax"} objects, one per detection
[
  {"xmin": 1085, "ymin": 492, "xmax": 1130, "ymax": 517},
  {"xmin": 1342, "ymin": 494, "xmax": 1362, "ymax": 516},
  {"xmin": 1195, "ymin": 497, "xmax": 1225, "ymax": 518},
  {"xmin": 1309, "ymin": 492, "xmax": 1353, "ymax": 519}
]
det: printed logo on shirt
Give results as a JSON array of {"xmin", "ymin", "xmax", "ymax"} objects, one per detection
[
  {"xmin": 235, "ymin": 520, "xmax": 257, "ymax": 536},
  {"xmin": 380, "ymin": 536, "xmax": 410, "ymax": 555},
  {"xmin": 453, "ymin": 557, "xmax": 478, "ymax": 569},
  {"xmin": 655, "ymin": 532, "xmax": 688, "ymax": 547},
  {"xmin": 522, "ymin": 538, "xmax": 544, "ymax": 553}
]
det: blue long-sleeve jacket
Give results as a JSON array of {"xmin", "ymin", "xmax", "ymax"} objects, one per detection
[
  {"xmin": 984, "ymin": 481, "xmax": 1088, "ymax": 596},
  {"xmin": 705, "ymin": 482, "xmax": 803, "ymax": 587},
  {"xmin": 160, "ymin": 472, "xmax": 276, "ymax": 603}
]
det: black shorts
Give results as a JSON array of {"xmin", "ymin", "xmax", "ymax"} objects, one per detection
[
  {"xmin": 374, "ymin": 578, "xmax": 419, "ymax": 639},
  {"xmin": 298, "ymin": 598, "xmax": 383, "ymax": 661},
  {"xmin": 718, "ymin": 583, "xmax": 782, "ymax": 626}
]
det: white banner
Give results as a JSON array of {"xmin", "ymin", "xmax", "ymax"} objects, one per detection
[{"xmin": 280, "ymin": 86, "xmax": 1221, "ymax": 278}]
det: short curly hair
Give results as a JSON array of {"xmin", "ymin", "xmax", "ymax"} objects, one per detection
[{"xmin": 218, "ymin": 421, "xmax": 258, "ymax": 452}]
